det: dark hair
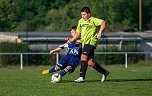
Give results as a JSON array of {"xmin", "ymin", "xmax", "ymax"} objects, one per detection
[
  {"xmin": 81, "ymin": 7, "xmax": 90, "ymax": 13},
  {"xmin": 70, "ymin": 26, "xmax": 77, "ymax": 31}
]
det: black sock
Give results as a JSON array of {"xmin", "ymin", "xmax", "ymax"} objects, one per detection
[
  {"xmin": 80, "ymin": 61, "xmax": 88, "ymax": 79},
  {"xmin": 92, "ymin": 62, "xmax": 107, "ymax": 74}
]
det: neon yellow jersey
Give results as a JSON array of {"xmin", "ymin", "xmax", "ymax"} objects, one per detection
[{"xmin": 76, "ymin": 17, "xmax": 103, "ymax": 47}]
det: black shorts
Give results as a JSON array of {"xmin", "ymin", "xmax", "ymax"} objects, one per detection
[{"xmin": 82, "ymin": 44, "xmax": 96, "ymax": 59}]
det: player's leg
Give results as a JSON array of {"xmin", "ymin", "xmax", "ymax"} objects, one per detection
[
  {"xmin": 49, "ymin": 65, "xmax": 60, "ymax": 73},
  {"xmin": 89, "ymin": 59, "xmax": 109, "ymax": 82},
  {"xmin": 74, "ymin": 55, "xmax": 88, "ymax": 82},
  {"xmin": 59, "ymin": 66, "xmax": 72, "ymax": 77},
  {"xmin": 42, "ymin": 56, "xmax": 68, "ymax": 74},
  {"xmin": 80, "ymin": 54, "xmax": 88, "ymax": 78},
  {"xmin": 42, "ymin": 65, "xmax": 61, "ymax": 75},
  {"xmin": 75, "ymin": 44, "xmax": 94, "ymax": 82},
  {"xmin": 59, "ymin": 56, "xmax": 80, "ymax": 77},
  {"xmin": 86, "ymin": 46, "xmax": 109, "ymax": 82},
  {"xmin": 88, "ymin": 59, "xmax": 107, "ymax": 74}
]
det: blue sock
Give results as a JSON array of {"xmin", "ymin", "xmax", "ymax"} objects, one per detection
[
  {"xmin": 59, "ymin": 68, "xmax": 69, "ymax": 77},
  {"xmin": 49, "ymin": 66, "xmax": 57, "ymax": 73}
]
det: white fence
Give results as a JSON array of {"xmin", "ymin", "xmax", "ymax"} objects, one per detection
[{"xmin": 0, "ymin": 52, "xmax": 151, "ymax": 70}]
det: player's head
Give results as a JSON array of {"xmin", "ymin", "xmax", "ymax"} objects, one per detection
[
  {"xmin": 81, "ymin": 7, "xmax": 90, "ymax": 21},
  {"xmin": 70, "ymin": 26, "xmax": 77, "ymax": 36}
]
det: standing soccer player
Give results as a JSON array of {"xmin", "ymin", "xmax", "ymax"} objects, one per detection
[
  {"xmin": 42, "ymin": 26, "xmax": 82, "ymax": 81},
  {"xmin": 67, "ymin": 7, "xmax": 109, "ymax": 83}
]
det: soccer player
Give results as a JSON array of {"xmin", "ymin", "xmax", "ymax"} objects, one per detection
[
  {"xmin": 67, "ymin": 7, "xmax": 109, "ymax": 83},
  {"xmin": 42, "ymin": 26, "xmax": 82, "ymax": 81}
]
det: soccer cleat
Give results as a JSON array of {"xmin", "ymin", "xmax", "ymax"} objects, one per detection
[
  {"xmin": 42, "ymin": 70, "xmax": 49, "ymax": 75},
  {"xmin": 101, "ymin": 70, "xmax": 109, "ymax": 82},
  {"xmin": 74, "ymin": 77, "xmax": 85, "ymax": 83}
]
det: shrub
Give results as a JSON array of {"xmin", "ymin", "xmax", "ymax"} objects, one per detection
[
  {"xmin": 95, "ymin": 44, "xmax": 144, "ymax": 64},
  {"xmin": 0, "ymin": 42, "xmax": 27, "ymax": 67}
]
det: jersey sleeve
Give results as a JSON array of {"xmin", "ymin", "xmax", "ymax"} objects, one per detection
[
  {"xmin": 59, "ymin": 43, "xmax": 68, "ymax": 49},
  {"xmin": 93, "ymin": 17, "xmax": 104, "ymax": 26}
]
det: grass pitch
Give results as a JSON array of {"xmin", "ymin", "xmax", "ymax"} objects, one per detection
[{"xmin": 0, "ymin": 65, "xmax": 152, "ymax": 96}]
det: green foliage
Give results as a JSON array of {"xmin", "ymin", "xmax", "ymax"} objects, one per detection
[
  {"xmin": 27, "ymin": 52, "xmax": 55, "ymax": 66},
  {"xmin": 0, "ymin": 0, "xmax": 151, "ymax": 32},
  {"xmin": 136, "ymin": 60, "xmax": 152, "ymax": 66},
  {"xmin": 95, "ymin": 46, "xmax": 124, "ymax": 64},
  {"xmin": 0, "ymin": 42, "xmax": 27, "ymax": 66},
  {"xmin": 0, "ymin": 42, "xmax": 56, "ymax": 66},
  {"xmin": 105, "ymin": 0, "xmax": 138, "ymax": 31},
  {"xmin": 95, "ymin": 44, "xmax": 144, "ymax": 64},
  {"xmin": 0, "ymin": 0, "xmax": 17, "ymax": 31},
  {"xmin": 122, "ymin": 44, "xmax": 144, "ymax": 64}
]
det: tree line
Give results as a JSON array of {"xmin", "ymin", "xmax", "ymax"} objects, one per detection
[{"xmin": 0, "ymin": 0, "xmax": 151, "ymax": 32}]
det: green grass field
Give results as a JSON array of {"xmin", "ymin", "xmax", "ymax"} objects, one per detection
[{"xmin": 0, "ymin": 65, "xmax": 152, "ymax": 96}]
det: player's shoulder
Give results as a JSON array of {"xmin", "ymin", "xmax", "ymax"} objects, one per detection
[
  {"xmin": 78, "ymin": 18, "xmax": 84, "ymax": 23},
  {"xmin": 90, "ymin": 16, "xmax": 102, "ymax": 21},
  {"xmin": 90, "ymin": 16, "xmax": 96, "ymax": 19}
]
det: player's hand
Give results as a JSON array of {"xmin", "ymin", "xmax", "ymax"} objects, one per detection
[
  {"xmin": 50, "ymin": 50, "xmax": 54, "ymax": 54},
  {"xmin": 97, "ymin": 34, "xmax": 102, "ymax": 40},
  {"xmin": 67, "ymin": 39, "xmax": 73, "ymax": 44},
  {"xmin": 65, "ymin": 37, "xmax": 70, "ymax": 41}
]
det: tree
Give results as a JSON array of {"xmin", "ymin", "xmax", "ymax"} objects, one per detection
[
  {"xmin": 0, "ymin": 0, "xmax": 151, "ymax": 32},
  {"xmin": 0, "ymin": 0, "xmax": 16, "ymax": 31}
]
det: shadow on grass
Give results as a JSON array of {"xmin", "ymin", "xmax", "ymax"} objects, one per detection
[
  {"xmin": 62, "ymin": 79, "xmax": 101, "ymax": 83},
  {"xmin": 106, "ymin": 78, "xmax": 152, "ymax": 82},
  {"xmin": 62, "ymin": 79, "xmax": 152, "ymax": 83}
]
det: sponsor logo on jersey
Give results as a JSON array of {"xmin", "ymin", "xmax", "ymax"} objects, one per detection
[{"xmin": 69, "ymin": 47, "xmax": 79, "ymax": 55}]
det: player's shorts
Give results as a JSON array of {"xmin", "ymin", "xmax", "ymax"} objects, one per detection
[
  {"xmin": 57, "ymin": 55, "xmax": 80, "ymax": 70},
  {"xmin": 82, "ymin": 44, "xmax": 96, "ymax": 59}
]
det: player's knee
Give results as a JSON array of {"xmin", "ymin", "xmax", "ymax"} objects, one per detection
[
  {"xmin": 88, "ymin": 59, "xmax": 95, "ymax": 67},
  {"xmin": 66, "ymin": 66, "xmax": 72, "ymax": 70},
  {"xmin": 81, "ymin": 54, "xmax": 88, "ymax": 61},
  {"xmin": 56, "ymin": 66, "xmax": 61, "ymax": 70}
]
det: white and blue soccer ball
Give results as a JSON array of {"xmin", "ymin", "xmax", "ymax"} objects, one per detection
[{"xmin": 51, "ymin": 73, "xmax": 62, "ymax": 83}]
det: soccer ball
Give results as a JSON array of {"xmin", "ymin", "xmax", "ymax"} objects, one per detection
[{"xmin": 51, "ymin": 73, "xmax": 62, "ymax": 83}]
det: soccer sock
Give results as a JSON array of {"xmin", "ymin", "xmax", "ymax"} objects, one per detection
[
  {"xmin": 80, "ymin": 61, "xmax": 88, "ymax": 79},
  {"xmin": 92, "ymin": 62, "xmax": 107, "ymax": 74},
  {"xmin": 49, "ymin": 66, "xmax": 57, "ymax": 73},
  {"xmin": 59, "ymin": 68, "xmax": 69, "ymax": 77}
]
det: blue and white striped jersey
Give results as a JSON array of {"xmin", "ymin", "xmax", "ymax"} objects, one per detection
[{"xmin": 59, "ymin": 40, "xmax": 82, "ymax": 57}]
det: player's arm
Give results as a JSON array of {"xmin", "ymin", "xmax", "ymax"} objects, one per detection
[
  {"xmin": 50, "ymin": 47, "xmax": 62, "ymax": 54},
  {"xmin": 67, "ymin": 32, "xmax": 80, "ymax": 44},
  {"xmin": 66, "ymin": 38, "xmax": 81, "ymax": 44},
  {"xmin": 76, "ymin": 39, "xmax": 82, "ymax": 43},
  {"xmin": 50, "ymin": 43, "xmax": 68, "ymax": 54},
  {"xmin": 65, "ymin": 37, "xmax": 70, "ymax": 41},
  {"xmin": 97, "ymin": 20, "xmax": 106, "ymax": 40}
]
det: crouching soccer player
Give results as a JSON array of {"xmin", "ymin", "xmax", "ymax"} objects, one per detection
[{"xmin": 42, "ymin": 26, "xmax": 82, "ymax": 81}]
